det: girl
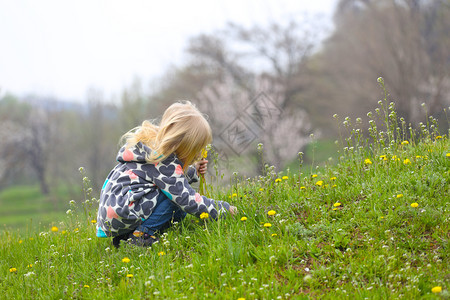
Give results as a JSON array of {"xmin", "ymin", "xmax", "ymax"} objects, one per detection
[{"xmin": 96, "ymin": 101, "xmax": 236, "ymax": 247}]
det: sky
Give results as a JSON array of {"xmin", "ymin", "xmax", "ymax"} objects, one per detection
[{"xmin": 0, "ymin": 0, "xmax": 337, "ymax": 103}]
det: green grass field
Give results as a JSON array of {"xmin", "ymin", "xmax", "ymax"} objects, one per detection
[
  {"xmin": 0, "ymin": 184, "xmax": 81, "ymax": 231},
  {"xmin": 0, "ymin": 99, "xmax": 449, "ymax": 299}
]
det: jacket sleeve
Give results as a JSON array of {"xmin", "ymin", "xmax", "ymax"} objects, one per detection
[
  {"xmin": 185, "ymin": 165, "xmax": 199, "ymax": 184},
  {"xmin": 142, "ymin": 155, "xmax": 230, "ymax": 219}
]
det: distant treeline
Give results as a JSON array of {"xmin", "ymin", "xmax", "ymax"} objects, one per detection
[{"xmin": 0, "ymin": 0, "xmax": 449, "ymax": 196}]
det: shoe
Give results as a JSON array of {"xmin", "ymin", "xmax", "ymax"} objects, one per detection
[
  {"xmin": 128, "ymin": 231, "xmax": 159, "ymax": 247},
  {"xmin": 112, "ymin": 232, "xmax": 131, "ymax": 248}
]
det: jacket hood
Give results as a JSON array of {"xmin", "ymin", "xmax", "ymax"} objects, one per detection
[
  {"xmin": 117, "ymin": 143, "xmax": 149, "ymax": 164},
  {"xmin": 117, "ymin": 142, "xmax": 175, "ymax": 165}
]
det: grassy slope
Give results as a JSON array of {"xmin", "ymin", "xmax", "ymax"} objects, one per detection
[
  {"xmin": 0, "ymin": 185, "xmax": 80, "ymax": 231},
  {"xmin": 0, "ymin": 106, "xmax": 449, "ymax": 299}
]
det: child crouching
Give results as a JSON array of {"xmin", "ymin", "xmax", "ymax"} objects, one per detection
[{"xmin": 96, "ymin": 101, "xmax": 236, "ymax": 247}]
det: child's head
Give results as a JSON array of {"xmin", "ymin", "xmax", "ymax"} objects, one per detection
[{"xmin": 124, "ymin": 101, "xmax": 212, "ymax": 168}]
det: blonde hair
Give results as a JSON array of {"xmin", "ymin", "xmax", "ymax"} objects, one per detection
[{"xmin": 121, "ymin": 101, "xmax": 212, "ymax": 169}]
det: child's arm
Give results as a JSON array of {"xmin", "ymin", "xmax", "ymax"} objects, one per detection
[
  {"xmin": 185, "ymin": 165, "xmax": 199, "ymax": 184},
  {"xmin": 185, "ymin": 159, "xmax": 207, "ymax": 183},
  {"xmin": 147, "ymin": 155, "xmax": 232, "ymax": 219}
]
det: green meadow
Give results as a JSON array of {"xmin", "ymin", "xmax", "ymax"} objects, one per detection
[
  {"xmin": 0, "ymin": 185, "xmax": 80, "ymax": 231},
  {"xmin": 1, "ymin": 98, "xmax": 449, "ymax": 299}
]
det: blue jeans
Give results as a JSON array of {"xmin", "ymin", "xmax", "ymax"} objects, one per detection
[{"xmin": 136, "ymin": 192, "xmax": 187, "ymax": 236}]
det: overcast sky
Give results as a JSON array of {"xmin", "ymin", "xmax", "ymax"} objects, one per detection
[{"xmin": 0, "ymin": 0, "xmax": 337, "ymax": 102}]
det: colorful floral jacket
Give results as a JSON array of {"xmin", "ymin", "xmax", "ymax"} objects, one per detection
[{"xmin": 96, "ymin": 142, "xmax": 231, "ymax": 237}]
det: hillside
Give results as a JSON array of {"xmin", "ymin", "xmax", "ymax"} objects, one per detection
[{"xmin": 1, "ymin": 101, "xmax": 449, "ymax": 299}]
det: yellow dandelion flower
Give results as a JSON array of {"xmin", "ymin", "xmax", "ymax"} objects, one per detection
[
  {"xmin": 411, "ymin": 203, "xmax": 419, "ymax": 208},
  {"xmin": 275, "ymin": 178, "xmax": 282, "ymax": 183},
  {"xmin": 61, "ymin": 230, "xmax": 67, "ymax": 235},
  {"xmin": 396, "ymin": 194, "xmax": 403, "ymax": 198},
  {"xmin": 51, "ymin": 226, "xmax": 58, "ymax": 232},
  {"xmin": 392, "ymin": 155, "xmax": 400, "ymax": 161},
  {"xmin": 282, "ymin": 176, "xmax": 289, "ymax": 180},
  {"xmin": 312, "ymin": 174, "xmax": 318, "ymax": 178},
  {"xmin": 431, "ymin": 286, "xmax": 442, "ymax": 293},
  {"xmin": 126, "ymin": 274, "xmax": 133, "ymax": 278},
  {"xmin": 201, "ymin": 148, "xmax": 208, "ymax": 159},
  {"xmin": 9, "ymin": 268, "xmax": 17, "ymax": 273},
  {"xmin": 380, "ymin": 155, "xmax": 387, "ymax": 161},
  {"xmin": 74, "ymin": 228, "xmax": 79, "ymax": 233},
  {"xmin": 332, "ymin": 208, "xmax": 338, "ymax": 211},
  {"xmin": 259, "ymin": 188, "xmax": 264, "ymax": 191},
  {"xmin": 332, "ymin": 184, "xmax": 337, "ymax": 188},
  {"xmin": 91, "ymin": 219, "xmax": 97, "ymax": 224},
  {"xmin": 238, "ymin": 298, "xmax": 246, "ymax": 300},
  {"xmin": 330, "ymin": 177, "xmax": 337, "ymax": 181},
  {"xmin": 121, "ymin": 257, "xmax": 131, "ymax": 263},
  {"xmin": 84, "ymin": 285, "xmax": 90, "ymax": 288},
  {"xmin": 27, "ymin": 264, "xmax": 33, "ymax": 268},
  {"xmin": 158, "ymin": 251, "xmax": 165, "ymax": 256},
  {"xmin": 19, "ymin": 240, "xmax": 23, "ymax": 244},
  {"xmin": 200, "ymin": 212, "xmax": 209, "ymax": 219},
  {"xmin": 315, "ymin": 180, "xmax": 323, "ymax": 186},
  {"xmin": 263, "ymin": 223, "xmax": 272, "ymax": 228},
  {"xmin": 300, "ymin": 186, "xmax": 306, "ymax": 190},
  {"xmin": 333, "ymin": 203, "xmax": 341, "ymax": 207},
  {"xmin": 403, "ymin": 158, "xmax": 411, "ymax": 165},
  {"xmin": 446, "ymin": 153, "xmax": 450, "ymax": 157},
  {"xmin": 401, "ymin": 140, "xmax": 409, "ymax": 145},
  {"xmin": 364, "ymin": 158, "xmax": 372, "ymax": 165},
  {"xmin": 232, "ymin": 193, "xmax": 237, "ymax": 197},
  {"xmin": 267, "ymin": 210, "xmax": 276, "ymax": 216},
  {"xmin": 435, "ymin": 136, "xmax": 442, "ymax": 140},
  {"xmin": 271, "ymin": 233, "xmax": 278, "ymax": 237},
  {"xmin": 240, "ymin": 216, "xmax": 248, "ymax": 221}
]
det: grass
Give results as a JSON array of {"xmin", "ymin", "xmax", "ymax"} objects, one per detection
[
  {"xmin": 0, "ymin": 184, "xmax": 81, "ymax": 231},
  {"xmin": 1, "ymin": 93, "xmax": 449, "ymax": 299},
  {"xmin": 283, "ymin": 138, "xmax": 339, "ymax": 175}
]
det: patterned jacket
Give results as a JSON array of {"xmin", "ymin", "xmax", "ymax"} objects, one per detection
[{"xmin": 96, "ymin": 142, "xmax": 231, "ymax": 237}]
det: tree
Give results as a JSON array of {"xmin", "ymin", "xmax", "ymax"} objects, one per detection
[
  {"xmin": 80, "ymin": 89, "xmax": 121, "ymax": 190},
  {"xmin": 188, "ymin": 20, "xmax": 322, "ymax": 111},
  {"xmin": 319, "ymin": 0, "xmax": 450, "ymax": 126},
  {"xmin": 26, "ymin": 108, "xmax": 51, "ymax": 194},
  {"xmin": 195, "ymin": 74, "xmax": 312, "ymax": 173},
  {"xmin": 0, "ymin": 120, "xmax": 29, "ymax": 186},
  {"xmin": 0, "ymin": 96, "xmax": 51, "ymax": 194},
  {"xmin": 119, "ymin": 78, "xmax": 151, "ymax": 132},
  {"xmin": 152, "ymin": 19, "xmax": 324, "ymax": 172}
]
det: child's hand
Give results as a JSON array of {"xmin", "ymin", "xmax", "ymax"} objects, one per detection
[
  {"xmin": 229, "ymin": 206, "xmax": 238, "ymax": 216},
  {"xmin": 196, "ymin": 159, "xmax": 208, "ymax": 175}
]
